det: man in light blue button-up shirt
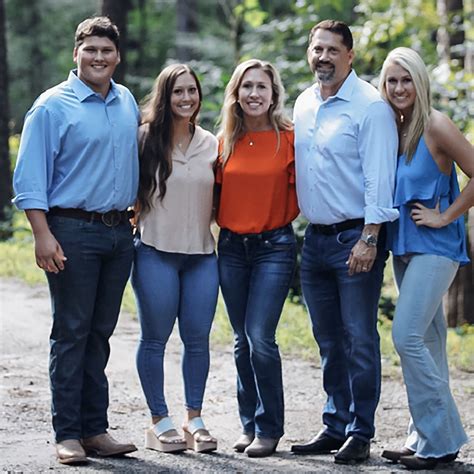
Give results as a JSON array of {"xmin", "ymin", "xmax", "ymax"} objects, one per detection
[
  {"xmin": 12, "ymin": 17, "xmax": 138, "ymax": 464},
  {"xmin": 291, "ymin": 20, "xmax": 398, "ymax": 464}
]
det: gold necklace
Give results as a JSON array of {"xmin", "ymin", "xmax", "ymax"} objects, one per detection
[{"xmin": 175, "ymin": 128, "xmax": 193, "ymax": 150}]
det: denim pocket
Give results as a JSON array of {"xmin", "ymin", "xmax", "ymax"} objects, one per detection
[
  {"xmin": 336, "ymin": 228, "xmax": 361, "ymax": 247},
  {"xmin": 217, "ymin": 230, "xmax": 231, "ymax": 248},
  {"xmin": 263, "ymin": 228, "xmax": 297, "ymax": 251},
  {"xmin": 134, "ymin": 239, "xmax": 158, "ymax": 255}
]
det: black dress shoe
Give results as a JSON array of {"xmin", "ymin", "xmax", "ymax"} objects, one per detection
[
  {"xmin": 291, "ymin": 430, "xmax": 345, "ymax": 455},
  {"xmin": 399, "ymin": 455, "xmax": 437, "ymax": 470},
  {"xmin": 381, "ymin": 447, "xmax": 415, "ymax": 462},
  {"xmin": 439, "ymin": 451, "xmax": 458, "ymax": 463},
  {"xmin": 334, "ymin": 436, "xmax": 370, "ymax": 464}
]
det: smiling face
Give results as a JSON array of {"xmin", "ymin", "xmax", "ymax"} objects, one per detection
[
  {"xmin": 237, "ymin": 67, "xmax": 273, "ymax": 121},
  {"xmin": 170, "ymin": 72, "xmax": 200, "ymax": 122},
  {"xmin": 384, "ymin": 62, "xmax": 416, "ymax": 116},
  {"xmin": 73, "ymin": 35, "xmax": 120, "ymax": 97},
  {"xmin": 307, "ymin": 29, "xmax": 353, "ymax": 94}
]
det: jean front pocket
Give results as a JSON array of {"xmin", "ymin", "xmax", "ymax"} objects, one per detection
[
  {"xmin": 217, "ymin": 229, "xmax": 232, "ymax": 248},
  {"xmin": 336, "ymin": 228, "xmax": 361, "ymax": 247},
  {"xmin": 263, "ymin": 228, "xmax": 297, "ymax": 252}
]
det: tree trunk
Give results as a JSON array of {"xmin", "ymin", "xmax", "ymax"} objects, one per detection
[
  {"xmin": 176, "ymin": 0, "xmax": 198, "ymax": 61},
  {"xmin": 135, "ymin": 0, "xmax": 148, "ymax": 76},
  {"xmin": 218, "ymin": 0, "xmax": 244, "ymax": 65},
  {"xmin": 0, "ymin": 0, "xmax": 12, "ymax": 240},
  {"xmin": 438, "ymin": 0, "xmax": 473, "ymax": 326},
  {"xmin": 437, "ymin": 0, "xmax": 465, "ymax": 67},
  {"xmin": 445, "ymin": 208, "xmax": 474, "ymax": 326},
  {"xmin": 101, "ymin": 0, "xmax": 132, "ymax": 84}
]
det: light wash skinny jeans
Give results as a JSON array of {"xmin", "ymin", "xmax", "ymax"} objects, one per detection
[
  {"xmin": 392, "ymin": 254, "xmax": 468, "ymax": 458},
  {"xmin": 132, "ymin": 239, "xmax": 219, "ymax": 417}
]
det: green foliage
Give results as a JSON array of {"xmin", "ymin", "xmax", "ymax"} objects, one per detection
[
  {"xmin": 6, "ymin": 0, "xmax": 472, "ymax": 136},
  {"xmin": 447, "ymin": 325, "xmax": 474, "ymax": 372},
  {"xmin": 9, "ymin": 134, "xmax": 19, "ymax": 171},
  {"xmin": 6, "ymin": 0, "xmax": 98, "ymax": 131},
  {"xmin": 352, "ymin": 0, "xmax": 438, "ymax": 75},
  {"xmin": 235, "ymin": 0, "xmax": 268, "ymax": 28},
  {"xmin": 2, "ymin": 219, "xmax": 472, "ymax": 371}
]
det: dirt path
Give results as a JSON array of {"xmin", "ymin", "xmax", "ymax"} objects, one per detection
[{"xmin": 1, "ymin": 277, "xmax": 473, "ymax": 473}]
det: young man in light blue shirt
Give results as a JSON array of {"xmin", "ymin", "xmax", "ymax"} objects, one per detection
[
  {"xmin": 13, "ymin": 16, "xmax": 139, "ymax": 465},
  {"xmin": 291, "ymin": 20, "xmax": 398, "ymax": 464}
]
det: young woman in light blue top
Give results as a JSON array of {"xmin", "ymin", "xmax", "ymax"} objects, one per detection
[{"xmin": 378, "ymin": 47, "xmax": 473, "ymax": 471}]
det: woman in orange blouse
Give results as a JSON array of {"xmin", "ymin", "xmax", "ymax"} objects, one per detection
[{"xmin": 216, "ymin": 59, "xmax": 299, "ymax": 457}]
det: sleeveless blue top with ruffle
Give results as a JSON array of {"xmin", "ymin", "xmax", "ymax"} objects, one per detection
[{"xmin": 387, "ymin": 136, "xmax": 469, "ymax": 265}]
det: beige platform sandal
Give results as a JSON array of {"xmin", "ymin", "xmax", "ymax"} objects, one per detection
[
  {"xmin": 183, "ymin": 417, "xmax": 217, "ymax": 453},
  {"xmin": 145, "ymin": 417, "xmax": 187, "ymax": 453}
]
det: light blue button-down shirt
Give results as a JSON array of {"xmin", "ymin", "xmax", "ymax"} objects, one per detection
[
  {"xmin": 13, "ymin": 70, "xmax": 139, "ymax": 213},
  {"xmin": 294, "ymin": 70, "xmax": 399, "ymax": 225}
]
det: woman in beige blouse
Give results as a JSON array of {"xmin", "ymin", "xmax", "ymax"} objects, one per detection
[{"xmin": 132, "ymin": 64, "xmax": 218, "ymax": 454}]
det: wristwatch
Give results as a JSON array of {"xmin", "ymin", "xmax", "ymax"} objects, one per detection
[{"xmin": 360, "ymin": 233, "xmax": 378, "ymax": 247}]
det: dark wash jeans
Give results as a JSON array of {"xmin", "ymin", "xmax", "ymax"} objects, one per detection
[
  {"xmin": 45, "ymin": 215, "xmax": 134, "ymax": 442},
  {"xmin": 218, "ymin": 224, "xmax": 297, "ymax": 439},
  {"xmin": 300, "ymin": 224, "xmax": 387, "ymax": 442}
]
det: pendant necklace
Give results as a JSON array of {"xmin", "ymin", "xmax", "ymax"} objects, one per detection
[
  {"xmin": 400, "ymin": 114, "xmax": 408, "ymax": 137},
  {"xmin": 248, "ymin": 132, "xmax": 254, "ymax": 146}
]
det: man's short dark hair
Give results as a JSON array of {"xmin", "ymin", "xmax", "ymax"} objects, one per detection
[
  {"xmin": 75, "ymin": 16, "xmax": 120, "ymax": 50},
  {"xmin": 308, "ymin": 20, "xmax": 353, "ymax": 50}
]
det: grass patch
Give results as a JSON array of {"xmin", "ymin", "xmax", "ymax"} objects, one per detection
[
  {"xmin": 447, "ymin": 325, "xmax": 474, "ymax": 372},
  {"xmin": 0, "ymin": 238, "xmax": 46, "ymax": 285},
  {"xmin": 2, "ymin": 211, "xmax": 473, "ymax": 372}
]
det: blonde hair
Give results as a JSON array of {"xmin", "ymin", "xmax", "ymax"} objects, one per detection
[
  {"xmin": 379, "ymin": 47, "xmax": 431, "ymax": 162},
  {"xmin": 217, "ymin": 59, "xmax": 292, "ymax": 164}
]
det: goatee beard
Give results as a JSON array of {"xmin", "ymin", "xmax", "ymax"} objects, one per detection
[
  {"xmin": 315, "ymin": 63, "xmax": 335, "ymax": 83},
  {"xmin": 316, "ymin": 69, "xmax": 334, "ymax": 83}
]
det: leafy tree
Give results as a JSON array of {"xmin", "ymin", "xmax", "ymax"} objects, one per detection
[
  {"xmin": 176, "ymin": 0, "xmax": 198, "ymax": 61},
  {"xmin": 7, "ymin": 0, "xmax": 98, "ymax": 131},
  {"xmin": 436, "ymin": 0, "xmax": 473, "ymax": 325},
  {"xmin": 101, "ymin": 0, "xmax": 133, "ymax": 84}
]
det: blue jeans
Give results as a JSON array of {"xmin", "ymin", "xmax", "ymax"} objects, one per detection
[
  {"xmin": 218, "ymin": 224, "xmax": 297, "ymax": 439},
  {"xmin": 132, "ymin": 239, "xmax": 219, "ymax": 417},
  {"xmin": 45, "ymin": 215, "xmax": 134, "ymax": 442},
  {"xmin": 392, "ymin": 254, "xmax": 468, "ymax": 457},
  {"xmin": 300, "ymin": 224, "xmax": 387, "ymax": 442}
]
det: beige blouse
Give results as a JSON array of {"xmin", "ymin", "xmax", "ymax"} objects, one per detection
[{"xmin": 138, "ymin": 124, "xmax": 218, "ymax": 254}]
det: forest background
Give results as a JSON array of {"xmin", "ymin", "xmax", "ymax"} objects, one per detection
[{"xmin": 0, "ymin": 0, "xmax": 472, "ymax": 365}]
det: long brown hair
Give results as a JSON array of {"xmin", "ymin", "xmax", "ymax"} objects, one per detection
[{"xmin": 138, "ymin": 64, "xmax": 202, "ymax": 212}]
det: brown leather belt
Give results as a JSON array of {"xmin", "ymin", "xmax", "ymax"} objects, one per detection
[
  {"xmin": 47, "ymin": 207, "xmax": 133, "ymax": 227},
  {"xmin": 310, "ymin": 218, "xmax": 364, "ymax": 235}
]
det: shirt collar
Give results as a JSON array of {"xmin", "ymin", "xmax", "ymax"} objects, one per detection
[
  {"xmin": 67, "ymin": 70, "xmax": 119, "ymax": 103},
  {"xmin": 312, "ymin": 69, "xmax": 357, "ymax": 102}
]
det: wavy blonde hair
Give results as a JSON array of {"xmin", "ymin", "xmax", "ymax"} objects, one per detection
[
  {"xmin": 379, "ymin": 47, "xmax": 431, "ymax": 162},
  {"xmin": 217, "ymin": 59, "xmax": 292, "ymax": 164}
]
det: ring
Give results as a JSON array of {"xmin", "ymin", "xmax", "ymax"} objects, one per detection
[{"xmin": 362, "ymin": 267, "xmax": 368, "ymax": 271}]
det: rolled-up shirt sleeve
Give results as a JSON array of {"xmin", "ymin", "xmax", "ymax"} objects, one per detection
[
  {"xmin": 359, "ymin": 101, "xmax": 399, "ymax": 224},
  {"xmin": 13, "ymin": 105, "xmax": 61, "ymax": 211}
]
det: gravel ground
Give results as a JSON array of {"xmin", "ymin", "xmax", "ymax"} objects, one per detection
[{"xmin": 1, "ymin": 277, "xmax": 473, "ymax": 473}]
